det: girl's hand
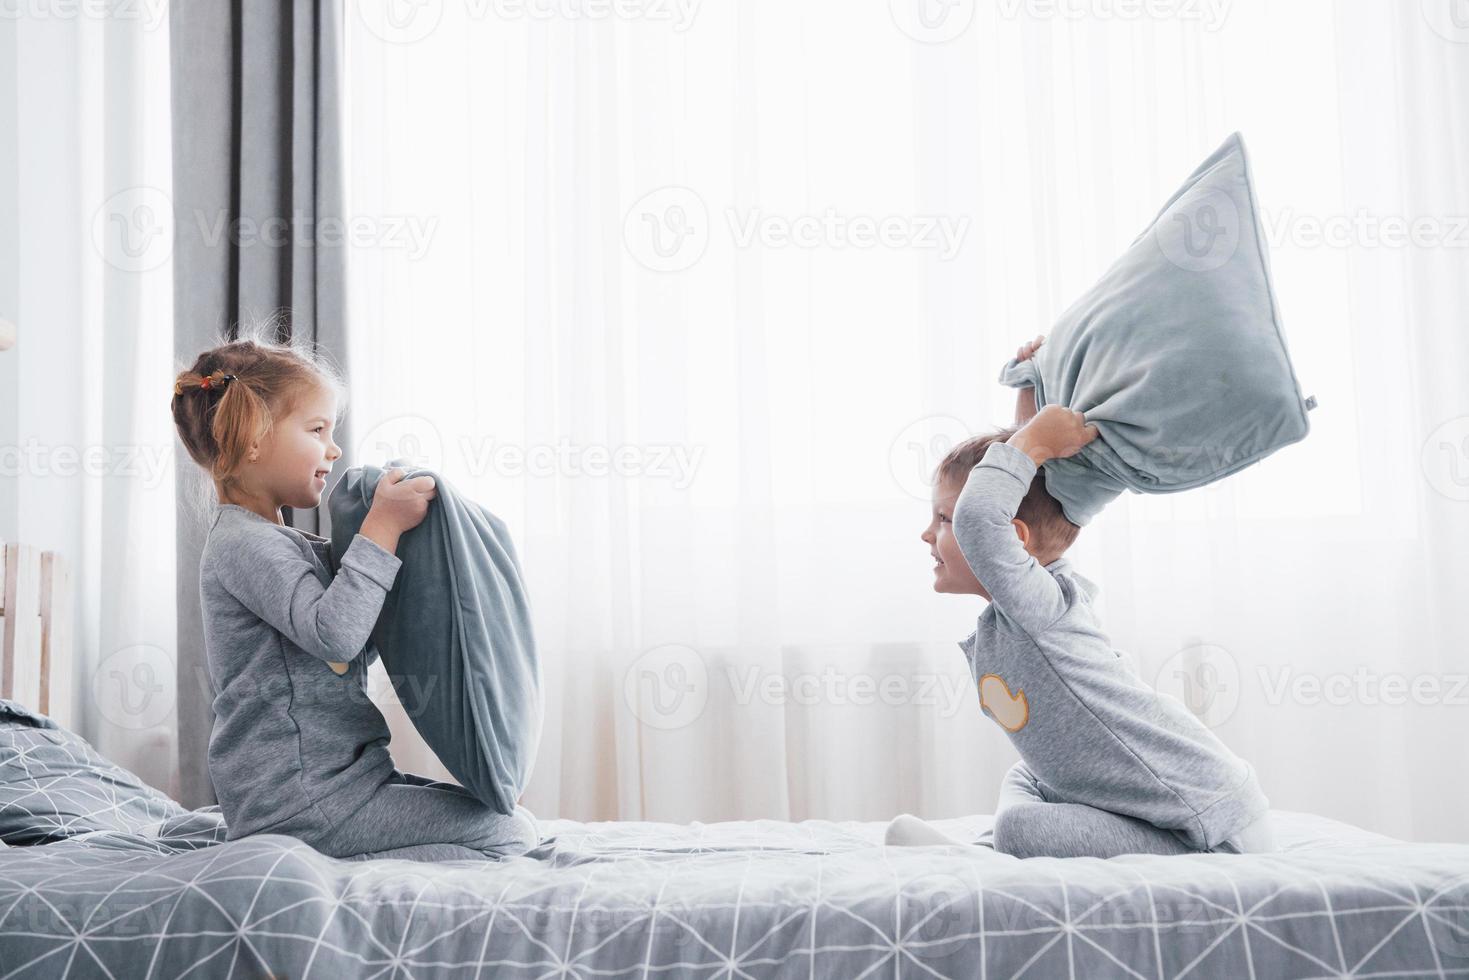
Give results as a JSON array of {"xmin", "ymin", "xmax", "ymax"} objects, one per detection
[
  {"xmin": 1008, "ymin": 404, "xmax": 1097, "ymax": 466},
  {"xmin": 360, "ymin": 467, "xmax": 438, "ymax": 553},
  {"xmin": 371, "ymin": 467, "xmax": 438, "ymax": 532},
  {"xmin": 1016, "ymin": 334, "xmax": 1044, "ymax": 362}
]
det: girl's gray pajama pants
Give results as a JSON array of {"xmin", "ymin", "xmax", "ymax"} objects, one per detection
[{"xmin": 317, "ymin": 772, "xmax": 540, "ymax": 863}]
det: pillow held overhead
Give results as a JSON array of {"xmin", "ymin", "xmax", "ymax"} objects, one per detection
[{"xmin": 998, "ymin": 131, "xmax": 1315, "ymax": 526}]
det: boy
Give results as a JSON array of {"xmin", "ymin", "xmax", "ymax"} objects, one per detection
[{"xmin": 889, "ymin": 336, "xmax": 1275, "ymax": 858}]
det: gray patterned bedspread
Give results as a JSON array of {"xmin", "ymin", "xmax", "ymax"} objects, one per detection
[{"xmin": 2, "ymin": 808, "xmax": 1467, "ymax": 979}]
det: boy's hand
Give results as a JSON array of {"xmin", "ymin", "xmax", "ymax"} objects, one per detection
[
  {"xmin": 1008, "ymin": 404, "xmax": 1098, "ymax": 466},
  {"xmin": 1014, "ymin": 334, "xmax": 1044, "ymax": 423},
  {"xmin": 1016, "ymin": 334, "xmax": 1044, "ymax": 363}
]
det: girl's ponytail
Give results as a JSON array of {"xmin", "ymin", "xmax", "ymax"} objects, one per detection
[
  {"xmin": 171, "ymin": 326, "xmax": 344, "ymax": 504},
  {"xmin": 208, "ymin": 373, "xmax": 272, "ymax": 485}
]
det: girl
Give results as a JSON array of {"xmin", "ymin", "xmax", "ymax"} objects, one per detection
[{"xmin": 171, "ymin": 333, "xmax": 538, "ymax": 862}]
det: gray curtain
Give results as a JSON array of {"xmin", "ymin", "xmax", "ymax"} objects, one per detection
[{"xmin": 170, "ymin": 0, "xmax": 350, "ymax": 807}]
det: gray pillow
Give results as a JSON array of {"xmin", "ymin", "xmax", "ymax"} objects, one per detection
[
  {"xmin": 0, "ymin": 699, "xmax": 184, "ymax": 844},
  {"xmin": 998, "ymin": 131, "xmax": 1315, "ymax": 525},
  {"xmin": 329, "ymin": 461, "xmax": 542, "ymax": 815}
]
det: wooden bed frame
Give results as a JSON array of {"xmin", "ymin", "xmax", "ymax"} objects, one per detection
[{"xmin": 0, "ymin": 538, "xmax": 73, "ymax": 728}]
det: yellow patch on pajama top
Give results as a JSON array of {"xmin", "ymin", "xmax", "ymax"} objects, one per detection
[{"xmin": 979, "ymin": 673, "xmax": 1029, "ymax": 732}]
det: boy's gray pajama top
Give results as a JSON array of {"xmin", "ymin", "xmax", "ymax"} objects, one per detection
[
  {"xmin": 198, "ymin": 504, "xmax": 534, "ymax": 860},
  {"xmin": 954, "ymin": 442, "xmax": 1269, "ymax": 853}
]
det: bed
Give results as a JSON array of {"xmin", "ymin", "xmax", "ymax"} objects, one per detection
[
  {"xmin": 2, "ymin": 473, "xmax": 1457, "ymax": 976},
  {"xmin": 3, "ymin": 700, "xmax": 1468, "ymax": 978}
]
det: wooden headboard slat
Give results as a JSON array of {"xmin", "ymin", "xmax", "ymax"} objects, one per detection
[{"xmin": 1, "ymin": 540, "xmax": 73, "ymax": 728}]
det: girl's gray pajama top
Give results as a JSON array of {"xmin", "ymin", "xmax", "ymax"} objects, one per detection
[{"xmin": 198, "ymin": 503, "xmax": 534, "ymax": 859}]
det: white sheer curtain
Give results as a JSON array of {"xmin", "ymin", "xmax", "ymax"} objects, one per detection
[
  {"xmin": 344, "ymin": 0, "xmax": 1469, "ymax": 842},
  {"xmin": 4, "ymin": 7, "xmax": 177, "ymax": 793}
]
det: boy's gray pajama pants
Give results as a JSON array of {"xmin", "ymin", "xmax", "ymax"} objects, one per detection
[{"xmin": 977, "ymin": 761, "xmax": 1276, "ymax": 858}]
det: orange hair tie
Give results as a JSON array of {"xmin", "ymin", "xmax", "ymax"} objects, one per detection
[{"xmin": 175, "ymin": 373, "xmax": 237, "ymax": 396}]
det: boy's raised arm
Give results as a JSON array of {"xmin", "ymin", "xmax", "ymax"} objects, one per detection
[
  {"xmin": 952, "ymin": 443, "xmax": 1069, "ymax": 634},
  {"xmin": 1016, "ymin": 387, "xmax": 1037, "ymax": 424},
  {"xmin": 952, "ymin": 405, "xmax": 1097, "ymax": 635}
]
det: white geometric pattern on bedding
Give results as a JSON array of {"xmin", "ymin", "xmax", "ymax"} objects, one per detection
[
  {"xmin": 1, "ymin": 811, "xmax": 1467, "ymax": 979},
  {"xmin": 0, "ymin": 700, "xmax": 186, "ymax": 845}
]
